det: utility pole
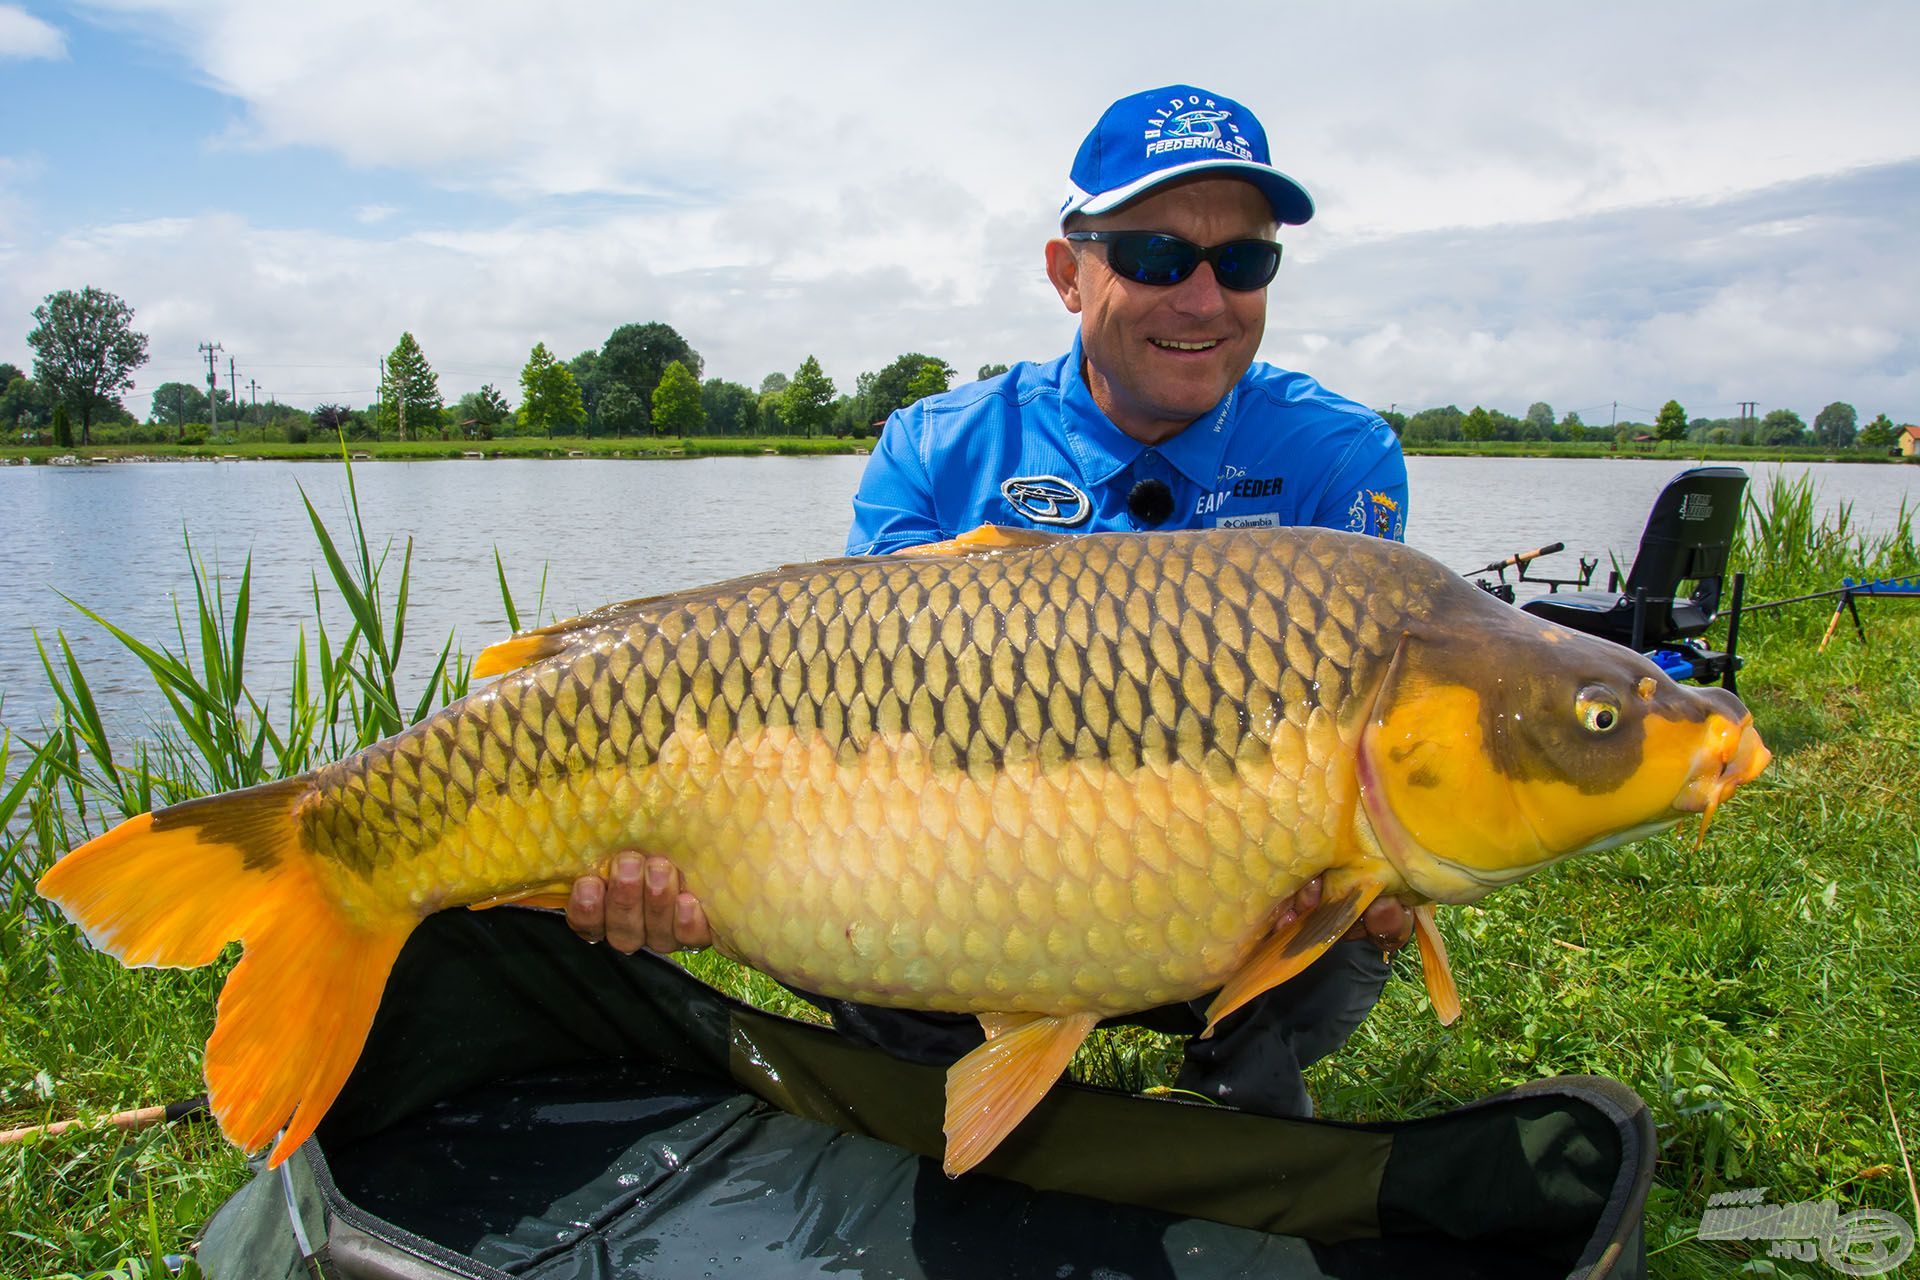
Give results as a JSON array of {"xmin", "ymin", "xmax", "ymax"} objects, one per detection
[
  {"xmin": 199, "ymin": 341, "xmax": 223, "ymax": 438},
  {"xmin": 1738, "ymin": 400, "xmax": 1757, "ymax": 441},
  {"xmin": 1611, "ymin": 400, "xmax": 1619, "ymax": 428},
  {"xmin": 228, "ymin": 356, "xmax": 238, "ymax": 433},
  {"xmin": 248, "ymin": 378, "xmax": 259, "ymax": 412}
]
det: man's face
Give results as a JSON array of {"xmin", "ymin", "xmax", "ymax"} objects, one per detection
[{"xmin": 1046, "ymin": 177, "xmax": 1276, "ymax": 445}]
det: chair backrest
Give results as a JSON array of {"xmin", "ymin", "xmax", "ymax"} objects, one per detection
[{"xmin": 1622, "ymin": 466, "xmax": 1748, "ymax": 615}]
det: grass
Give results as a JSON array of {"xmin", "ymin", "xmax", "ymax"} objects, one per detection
[
  {"xmin": 0, "ymin": 434, "xmax": 870, "ymax": 465},
  {"xmin": 2, "ymin": 474, "xmax": 1916, "ymax": 1278}
]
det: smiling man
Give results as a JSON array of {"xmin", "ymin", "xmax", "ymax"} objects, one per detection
[{"xmin": 573, "ymin": 85, "xmax": 1413, "ymax": 1119}]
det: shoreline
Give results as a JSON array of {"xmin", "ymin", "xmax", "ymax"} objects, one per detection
[{"xmin": 0, "ymin": 438, "xmax": 1910, "ymax": 466}]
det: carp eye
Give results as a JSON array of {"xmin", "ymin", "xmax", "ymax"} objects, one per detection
[{"xmin": 1576, "ymin": 687, "xmax": 1621, "ymax": 734}]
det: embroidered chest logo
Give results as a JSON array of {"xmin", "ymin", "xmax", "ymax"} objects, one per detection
[
  {"xmin": 1144, "ymin": 95, "xmax": 1253, "ymax": 161},
  {"xmin": 1001, "ymin": 475, "xmax": 1091, "ymax": 526}
]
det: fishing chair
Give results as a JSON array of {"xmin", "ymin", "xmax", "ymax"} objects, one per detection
[{"xmin": 1520, "ymin": 466, "xmax": 1749, "ymax": 692}]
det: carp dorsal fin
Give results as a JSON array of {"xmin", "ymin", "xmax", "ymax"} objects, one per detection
[
  {"xmin": 944, "ymin": 1011, "xmax": 1098, "ymax": 1176},
  {"xmin": 1201, "ymin": 871, "xmax": 1387, "ymax": 1036},
  {"xmin": 900, "ymin": 524, "xmax": 1068, "ymax": 557},
  {"xmin": 1411, "ymin": 903, "xmax": 1461, "ymax": 1025}
]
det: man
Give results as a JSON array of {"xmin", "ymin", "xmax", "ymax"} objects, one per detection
[{"xmin": 570, "ymin": 85, "xmax": 1413, "ymax": 1117}]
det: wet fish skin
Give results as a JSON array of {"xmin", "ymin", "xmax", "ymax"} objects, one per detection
[{"xmin": 38, "ymin": 524, "xmax": 1769, "ymax": 1172}]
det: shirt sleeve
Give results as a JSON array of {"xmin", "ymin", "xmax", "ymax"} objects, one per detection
[
  {"xmin": 847, "ymin": 405, "xmax": 945, "ymax": 555},
  {"xmin": 1310, "ymin": 417, "xmax": 1410, "ymax": 542}
]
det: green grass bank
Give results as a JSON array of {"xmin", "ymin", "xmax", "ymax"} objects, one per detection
[
  {"xmin": 1, "ymin": 476, "xmax": 1915, "ymax": 1278},
  {"xmin": 1, "ymin": 435, "xmax": 1913, "ymax": 466}
]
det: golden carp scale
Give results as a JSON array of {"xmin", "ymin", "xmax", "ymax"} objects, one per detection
[{"xmin": 305, "ymin": 528, "xmax": 1422, "ymax": 1015}]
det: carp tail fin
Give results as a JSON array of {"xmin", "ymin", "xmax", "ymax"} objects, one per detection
[
  {"xmin": 1411, "ymin": 903, "xmax": 1461, "ymax": 1025},
  {"xmin": 943, "ymin": 1012, "xmax": 1098, "ymax": 1177},
  {"xmin": 37, "ymin": 778, "xmax": 416, "ymax": 1166},
  {"xmin": 1201, "ymin": 871, "xmax": 1386, "ymax": 1037}
]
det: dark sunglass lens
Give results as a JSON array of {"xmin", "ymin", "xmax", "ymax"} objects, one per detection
[
  {"xmin": 1213, "ymin": 241, "xmax": 1281, "ymax": 291},
  {"xmin": 1110, "ymin": 233, "xmax": 1199, "ymax": 285}
]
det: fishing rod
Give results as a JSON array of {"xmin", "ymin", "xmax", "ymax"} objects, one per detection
[{"xmin": 0, "ymin": 1095, "xmax": 208, "ymax": 1146}]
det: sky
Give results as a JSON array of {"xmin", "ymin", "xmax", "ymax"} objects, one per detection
[{"xmin": 1, "ymin": 1, "xmax": 1917, "ymax": 427}]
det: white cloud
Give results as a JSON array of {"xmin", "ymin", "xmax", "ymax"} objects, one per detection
[
  {"xmin": 8, "ymin": 3, "xmax": 1919, "ymax": 423},
  {"xmin": 0, "ymin": 5, "xmax": 63, "ymax": 59}
]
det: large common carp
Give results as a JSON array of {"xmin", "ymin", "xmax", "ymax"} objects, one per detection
[{"xmin": 39, "ymin": 525, "xmax": 1769, "ymax": 1175}]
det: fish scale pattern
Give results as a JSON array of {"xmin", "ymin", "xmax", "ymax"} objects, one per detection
[{"xmin": 303, "ymin": 528, "xmax": 1422, "ymax": 1015}]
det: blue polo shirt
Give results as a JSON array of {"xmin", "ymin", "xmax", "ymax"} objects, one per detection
[{"xmin": 847, "ymin": 335, "xmax": 1407, "ymax": 555}]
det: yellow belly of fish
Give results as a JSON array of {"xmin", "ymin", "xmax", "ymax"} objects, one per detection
[{"xmin": 360, "ymin": 717, "xmax": 1354, "ymax": 1017}]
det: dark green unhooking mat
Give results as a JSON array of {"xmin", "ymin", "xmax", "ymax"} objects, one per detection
[{"xmin": 199, "ymin": 910, "xmax": 1652, "ymax": 1280}]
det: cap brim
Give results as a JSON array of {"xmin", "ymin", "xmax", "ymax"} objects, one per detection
[{"xmin": 1063, "ymin": 158, "xmax": 1314, "ymax": 227}]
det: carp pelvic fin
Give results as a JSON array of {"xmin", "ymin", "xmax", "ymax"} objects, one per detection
[
  {"xmin": 1201, "ymin": 872, "xmax": 1387, "ymax": 1036},
  {"xmin": 36, "ymin": 778, "xmax": 416, "ymax": 1167},
  {"xmin": 467, "ymin": 882, "xmax": 576, "ymax": 912},
  {"xmin": 1411, "ymin": 904, "xmax": 1461, "ymax": 1025},
  {"xmin": 900, "ymin": 525, "xmax": 1067, "ymax": 557},
  {"xmin": 943, "ymin": 1011, "xmax": 1097, "ymax": 1177}
]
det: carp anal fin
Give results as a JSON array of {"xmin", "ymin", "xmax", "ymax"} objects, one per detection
[
  {"xmin": 900, "ymin": 525, "xmax": 1068, "ymax": 557},
  {"xmin": 944, "ymin": 1011, "xmax": 1098, "ymax": 1177},
  {"xmin": 36, "ymin": 779, "xmax": 417, "ymax": 1167},
  {"xmin": 1201, "ymin": 872, "xmax": 1386, "ymax": 1037},
  {"xmin": 1412, "ymin": 903, "xmax": 1461, "ymax": 1025}
]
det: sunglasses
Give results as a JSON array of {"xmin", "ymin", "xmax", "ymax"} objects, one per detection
[{"xmin": 1064, "ymin": 231, "xmax": 1282, "ymax": 291}]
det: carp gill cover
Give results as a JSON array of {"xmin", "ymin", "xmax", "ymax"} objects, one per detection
[{"xmin": 39, "ymin": 525, "xmax": 1770, "ymax": 1176}]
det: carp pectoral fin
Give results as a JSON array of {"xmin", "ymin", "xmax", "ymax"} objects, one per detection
[
  {"xmin": 1201, "ymin": 874, "xmax": 1386, "ymax": 1037},
  {"xmin": 1412, "ymin": 903, "xmax": 1461, "ymax": 1025},
  {"xmin": 467, "ymin": 882, "xmax": 575, "ymax": 912},
  {"xmin": 944, "ymin": 1011, "xmax": 1098, "ymax": 1177},
  {"xmin": 473, "ymin": 634, "xmax": 566, "ymax": 678},
  {"xmin": 900, "ymin": 525, "xmax": 1067, "ymax": 558}
]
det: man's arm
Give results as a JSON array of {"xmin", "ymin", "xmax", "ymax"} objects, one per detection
[{"xmin": 846, "ymin": 406, "xmax": 946, "ymax": 555}]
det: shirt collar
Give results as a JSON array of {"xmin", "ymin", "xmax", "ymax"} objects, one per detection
[{"xmin": 1058, "ymin": 332, "xmax": 1240, "ymax": 488}]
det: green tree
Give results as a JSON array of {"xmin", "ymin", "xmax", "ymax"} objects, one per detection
[
  {"xmin": 52, "ymin": 402, "xmax": 72, "ymax": 448},
  {"xmin": 760, "ymin": 371, "xmax": 790, "ymax": 396},
  {"xmin": 861, "ymin": 353, "xmax": 951, "ymax": 420},
  {"xmin": 782, "ymin": 355, "xmax": 836, "ymax": 437},
  {"xmin": 518, "ymin": 341, "xmax": 585, "ymax": 436},
  {"xmin": 1403, "ymin": 405, "xmax": 1464, "ymax": 443},
  {"xmin": 701, "ymin": 379, "xmax": 759, "ymax": 435},
  {"xmin": 149, "ymin": 381, "xmax": 210, "ymax": 431},
  {"xmin": 758, "ymin": 388, "xmax": 788, "ymax": 435},
  {"xmin": 0, "ymin": 372, "xmax": 50, "ymax": 436},
  {"xmin": 1758, "ymin": 408, "xmax": 1806, "ymax": 445},
  {"xmin": 455, "ymin": 384, "xmax": 512, "ymax": 438},
  {"xmin": 600, "ymin": 323, "xmax": 702, "ymax": 422},
  {"xmin": 567, "ymin": 350, "xmax": 602, "ymax": 434},
  {"xmin": 27, "ymin": 286, "xmax": 149, "ymax": 445},
  {"xmin": 1812, "ymin": 401, "xmax": 1857, "ymax": 448},
  {"xmin": 650, "ymin": 360, "xmax": 705, "ymax": 435},
  {"xmin": 601, "ymin": 381, "xmax": 646, "ymax": 436},
  {"xmin": 903, "ymin": 358, "xmax": 954, "ymax": 405},
  {"xmin": 1377, "ymin": 408, "xmax": 1407, "ymax": 435},
  {"xmin": 1859, "ymin": 413, "xmax": 1897, "ymax": 449},
  {"xmin": 378, "ymin": 332, "xmax": 443, "ymax": 439},
  {"xmin": 977, "ymin": 362, "xmax": 1011, "ymax": 381},
  {"xmin": 1654, "ymin": 399, "xmax": 1688, "ymax": 445},
  {"xmin": 1524, "ymin": 402, "xmax": 1555, "ymax": 438},
  {"xmin": 1559, "ymin": 411, "xmax": 1585, "ymax": 442},
  {"xmin": 1462, "ymin": 405, "xmax": 1495, "ymax": 442}
]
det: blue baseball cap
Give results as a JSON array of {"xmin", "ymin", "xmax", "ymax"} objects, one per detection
[{"xmin": 1060, "ymin": 85, "xmax": 1314, "ymax": 228}]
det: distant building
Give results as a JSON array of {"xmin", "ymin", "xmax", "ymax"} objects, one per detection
[{"xmin": 1900, "ymin": 425, "xmax": 1920, "ymax": 457}]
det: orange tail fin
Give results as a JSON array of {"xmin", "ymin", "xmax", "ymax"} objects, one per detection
[{"xmin": 37, "ymin": 778, "xmax": 415, "ymax": 1166}]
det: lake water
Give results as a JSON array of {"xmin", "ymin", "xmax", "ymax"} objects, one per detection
[{"xmin": 0, "ymin": 455, "xmax": 1912, "ymax": 737}]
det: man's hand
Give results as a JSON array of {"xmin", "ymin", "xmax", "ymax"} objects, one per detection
[
  {"xmin": 1280, "ymin": 876, "xmax": 1415, "ymax": 952},
  {"xmin": 568, "ymin": 852, "xmax": 712, "ymax": 955}
]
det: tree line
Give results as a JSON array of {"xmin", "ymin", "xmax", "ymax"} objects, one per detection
[
  {"xmin": 3, "ymin": 285, "xmax": 1907, "ymax": 452},
  {"xmin": 1381, "ymin": 399, "xmax": 1901, "ymax": 450}
]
